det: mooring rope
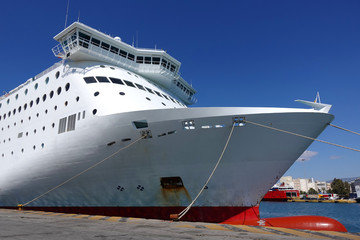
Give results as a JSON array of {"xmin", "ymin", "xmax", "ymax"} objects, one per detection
[
  {"xmin": 21, "ymin": 135, "xmax": 145, "ymax": 207},
  {"xmin": 244, "ymin": 120, "xmax": 360, "ymax": 153},
  {"xmin": 175, "ymin": 123, "xmax": 236, "ymax": 220},
  {"xmin": 329, "ymin": 123, "xmax": 360, "ymax": 136}
]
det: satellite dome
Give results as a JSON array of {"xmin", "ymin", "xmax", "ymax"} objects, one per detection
[{"xmin": 114, "ymin": 36, "xmax": 121, "ymax": 41}]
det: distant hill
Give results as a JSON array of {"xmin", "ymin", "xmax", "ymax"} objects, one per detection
[{"xmin": 326, "ymin": 177, "xmax": 360, "ymax": 183}]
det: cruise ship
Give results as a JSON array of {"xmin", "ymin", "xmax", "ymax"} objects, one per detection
[{"xmin": 0, "ymin": 22, "xmax": 334, "ymax": 223}]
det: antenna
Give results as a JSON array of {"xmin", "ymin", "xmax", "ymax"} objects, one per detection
[
  {"xmin": 77, "ymin": 10, "xmax": 80, "ymax": 22},
  {"xmin": 136, "ymin": 31, "xmax": 138, "ymax": 48},
  {"xmin": 64, "ymin": 0, "xmax": 70, "ymax": 29}
]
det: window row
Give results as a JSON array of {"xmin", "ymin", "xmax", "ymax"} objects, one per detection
[
  {"xmin": 0, "ymin": 71, "xmax": 61, "ymax": 109},
  {"xmin": 0, "ymin": 83, "xmax": 72, "ymax": 121},
  {"xmin": 0, "ymin": 99, "xmax": 79, "ymax": 134},
  {"xmin": 65, "ymin": 31, "xmax": 178, "ymax": 73},
  {"xmin": 1, "ymin": 143, "xmax": 45, "ymax": 157},
  {"xmin": 83, "ymin": 76, "xmax": 184, "ymax": 106}
]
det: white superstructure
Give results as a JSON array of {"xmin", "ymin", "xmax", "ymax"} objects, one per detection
[{"xmin": 0, "ymin": 22, "xmax": 334, "ymax": 222}]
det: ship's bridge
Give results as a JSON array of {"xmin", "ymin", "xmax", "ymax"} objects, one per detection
[{"xmin": 52, "ymin": 22, "xmax": 196, "ymax": 105}]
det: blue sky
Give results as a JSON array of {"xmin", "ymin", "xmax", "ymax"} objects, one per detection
[{"xmin": 1, "ymin": 0, "xmax": 359, "ymax": 181}]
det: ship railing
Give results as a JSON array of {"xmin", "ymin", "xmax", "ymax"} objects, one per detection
[
  {"xmin": 52, "ymin": 43, "xmax": 66, "ymax": 58},
  {"xmin": 34, "ymin": 61, "xmax": 64, "ymax": 80},
  {"xmin": 0, "ymin": 60, "xmax": 65, "ymax": 101}
]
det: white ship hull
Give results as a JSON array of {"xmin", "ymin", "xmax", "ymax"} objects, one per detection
[
  {"xmin": 0, "ymin": 22, "xmax": 334, "ymax": 222},
  {"xmin": 0, "ymin": 106, "xmax": 333, "ymax": 221}
]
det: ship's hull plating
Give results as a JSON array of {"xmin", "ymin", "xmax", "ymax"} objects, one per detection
[{"xmin": 0, "ymin": 107, "xmax": 333, "ymax": 222}]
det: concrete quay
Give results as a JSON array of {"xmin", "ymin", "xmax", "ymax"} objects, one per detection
[{"xmin": 0, "ymin": 209, "xmax": 359, "ymax": 240}]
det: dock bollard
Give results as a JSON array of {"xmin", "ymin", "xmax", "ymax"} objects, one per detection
[
  {"xmin": 17, "ymin": 204, "xmax": 24, "ymax": 211},
  {"xmin": 170, "ymin": 214, "xmax": 180, "ymax": 221}
]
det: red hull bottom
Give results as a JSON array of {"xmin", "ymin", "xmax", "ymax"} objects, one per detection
[
  {"xmin": 6, "ymin": 206, "xmax": 259, "ymax": 223},
  {"xmin": 5, "ymin": 205, "xmax": 347, "ymax": 232}
]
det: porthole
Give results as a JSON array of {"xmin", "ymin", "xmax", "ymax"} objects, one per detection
[
  {"xmin": 54, "ymin": 105, "xmax": 57, "ymax": 110},
  {"xmin": 65, "ymin": 83, "xmax": 70, "ymax": 91},
  {"xmin": 0, "ymin": 103, "xmax": 1, "ymax": 108},
  {"xmin": 3, "ymin": 114, "xmax": 6, "ymax": 119},
  {"xmin": 8, "ymin": 111, "xmax": 11, "ymax": 117},
  {"xmin": 33, "ymin": 145, "xmax": 36, "ymax": 150},
  {"xmin": 22, "ymin": 149, "xmax": 24, "ymax": 153},
  {"xmin": 65, "ymin": 101, "xmax": 68, "ymax": 106},
  {"xmin": 24, "ymin": 103, "xmax": 28, "ymax": 110},
  {"xmin": 36, "ymin": 97, "xmax": 40, "ymax": 105},
  {"xmin": 45, "ymin": 77, "xmax": 49, "ymax": 84},
  {"xmin": 34, "ymin": 83, "xmax": 38, "ymax": 90},
  {"xmin": 42, "ymin": 126, "xmax": 45, "ymax": 131},
  {"xmin": 94, "ymin": 92, "xmax": 99, "ymax": 97},
  {"xmin": 100, "ymin": 65, "xmax": 105, "ymax": 68},
  {"xmin": 50, "ymin": 91, "xmax": 54, "ymax": 98},
  {"xmin": 92, "ymin": 109, "xmax": 97, "ymax": 115},
  {"xmin": 55, "ymin": 71, "xmax": 60, "ymax": 79},
  {"xmin": 34, "ymin": 129, "xmax": 37, "ymax": 134},
  {"xmin": 43, "ymin": 94, "xmax": 47, "ymax": 102},
  {"xmin": 119, "ymin": 92, "xmax": 125, "ymax": 96},
  {"xmin": 52, "ymin": 123, "xmax": 55, "ymax": 128},
  {"xmin": 21, "ymin": 120, "xmax": 23, "ymax": 123},
  {"xmin": 146, "ymin": 97, "xmax": 151, "ymax": 101},
  {"xmin": 36, "ymin": 113, "xmax": 39, "ymax": 117},
  {"xmin": 18, "ymin": 106, "xmax": 22, "ymax": 112},
  {"xmin": 24, "ymin": 89, "xmax": 28, "ymax": 95},
  {"xmin": 57, "ymin": 87, "xmax": 62, "ymax": 95},
  {"xmin": 110, "ymin": 67, "xmax": 115, "ymax": 70},
  {"xmin": 13, "ymin": 109, "xmax": 16, "ymax": 115},
  {"xmin": 26, "ymin": 132, "xmax": 28, "ymax": 136},
  {"xmin": 45, "ymin": 109, "xmax": 48, "ymax": 114},
  {"xmin": 30, "ymin": 101, "xmax": 34, "ymax": 107},
  {"xmin": 76, "ymin": 96, "xmax": 80, "ymax": 102},
  {"xmin": 7, "ymin": 99, "xmax": 10, "ymax": 104},
  {"xmin": 41, "ymin": 143, "xmax": 44, "ymax": 148},
  {"xmin": 162, "ymin": 102, "xmax": 166, "ymax": 106},
  {"xmin": 15, "ymin": 94, "xmax": 19, "ymax": 100},
  {"xmin": 28, "ymin": 116, "xmax": 31, "ymax": 120}
]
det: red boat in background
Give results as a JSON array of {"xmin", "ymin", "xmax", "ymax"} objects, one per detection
[{"xmin": 262, "ymin": 184, "xmax": 299, "ymax": 201}]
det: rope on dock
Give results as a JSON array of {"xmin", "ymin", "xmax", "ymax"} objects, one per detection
[
  {"xmin": 244, "ymin": 120, "xmax": 360, "ymax": 153},
  {"xmin": 22, "ymin": 135, "xmax": 145, "ymax": 207}
]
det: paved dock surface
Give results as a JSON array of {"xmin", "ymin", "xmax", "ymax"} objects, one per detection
[{"xmin": 1, "ymin": 209, "xmax": 359, "ymax": 240}]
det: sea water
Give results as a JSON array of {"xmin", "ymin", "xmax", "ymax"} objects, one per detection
[{"xmin": 259, "ymin": 201, "xmax": 360, "ymax": 233}]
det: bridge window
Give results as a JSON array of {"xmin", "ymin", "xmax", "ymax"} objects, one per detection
[
  {"xmin": 110, "ymin": 46, "xmax": 119, "ymax": 54},
  {"xmin": 136, "ymin": 56, "xmax": 143, "ymax": 63},
  {"xmin": 79, "ymin": 32, "xmax": 90, "ymax": 48},
  {"xmin": 152, "ymin": 57, "xmax": 160, "ymax": 64},
  {"xmin": 161, "ymin": 59, "xmax": 167, "ymax": 68},
  {"xmin": 101, "ymin": 42, "xmax": 110, "ymax": 51},
  {"xmin": 91, "ymin": 38, "xmax": 100, "ymax": 47},
  {"xmin": 145, "ymin": 57, "xmax": 151, "ymax": 64},
  {"xmin": 128, "ymin": 54, "xmax": 134, "ymax": 61},
  {"xmin": 119, "ymin": 50, "xmax": 127, "ymax": 58}
]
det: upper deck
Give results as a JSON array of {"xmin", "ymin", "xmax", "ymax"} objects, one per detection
[{"xmin": 52, "ymin": 22, "xmax": 196, "ymax": 105}]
